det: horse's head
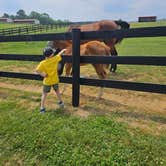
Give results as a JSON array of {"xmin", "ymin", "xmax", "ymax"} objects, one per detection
[
  {"xmin": 115, "ymin": 20, "xmax": 130, "ymax": 29},
  {"xmin": 108, "ymin": 20, "xmax": 130, "ymax": 45},
  {"xmin": 47, "ymin": 40, "xmax": 71, "ymax": 50}
]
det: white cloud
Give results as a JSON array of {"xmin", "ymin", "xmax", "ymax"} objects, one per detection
[{"xmin": 0, "ymin": 0, "xmax": 165, "ymax": 21}]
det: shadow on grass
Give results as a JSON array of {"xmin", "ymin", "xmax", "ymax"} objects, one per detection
[
  {"xmin": 80, "ymin": 93, "xmax": 166, "ymax": 124},
  {"xmin": 110, "ymin": 111, "xmax": 166, "ymax": 124},
  {"xmin": 80, "ymin": 92, "xmax": 126, "ymax": 115},
  {"xmin": 48, "ymin": 107, "xmax": 72, "ymax": 117}
]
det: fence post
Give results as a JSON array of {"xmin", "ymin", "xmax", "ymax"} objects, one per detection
[{"xmin": 72, "ymin": 29, "xmax": 80, "ymax": 107}]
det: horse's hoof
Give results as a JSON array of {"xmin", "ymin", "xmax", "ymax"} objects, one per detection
[{"xmin": 110, "ymin": 69, "xmax": 116, "ymax": 73}]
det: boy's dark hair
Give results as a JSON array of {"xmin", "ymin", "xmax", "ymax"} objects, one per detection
[{"xmin": 43, "ymin": 47, "xmax": 54, "ymax": 57}]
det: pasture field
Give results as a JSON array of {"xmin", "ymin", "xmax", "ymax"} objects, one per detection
[
  {"xmin": 0, "ymin": 21, "xmax": 166, "ymax": 165},
  {"xmin": 0, "ymin": 23, "xmax": 29, "ymax": 29},
  {"xmin": 1, "ymin": 20, "xmax": 166, "ymax": 29},
  {"xmin": 130, "ymin": 20, "xmax": 166, "ymax": 28},
  {"xmin": 0, "ymin": 23, "xmax": 67, "ymax": 36}
]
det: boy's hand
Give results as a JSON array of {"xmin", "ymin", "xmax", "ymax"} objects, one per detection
[
  {"xmin": 59, "ymin": 49, "xmax": 67, "ymax": 55},
  {"xmin": 42, "ymin": 73, "xmax": 48, "ymax": 78},
  {"xmin": 35, "ymin": 70, "xmax": 47, "ymax": 78},
  {"xmin": 62, "ymin": 49, "xmax": 67, "ymax": 52}
]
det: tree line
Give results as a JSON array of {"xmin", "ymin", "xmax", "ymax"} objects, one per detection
[{"xmin": 1, "ymin": 9, "xmax": 70, "ymax": 24}]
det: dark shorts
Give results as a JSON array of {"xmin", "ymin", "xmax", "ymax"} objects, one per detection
[{"xmin": 43, "ymin": 84, "xmax": 59, "ymax": 93}]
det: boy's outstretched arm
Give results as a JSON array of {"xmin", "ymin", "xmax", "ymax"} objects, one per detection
[{"xmin": 58, "ymin": 49, "xmax": 66, "ymax": 55}]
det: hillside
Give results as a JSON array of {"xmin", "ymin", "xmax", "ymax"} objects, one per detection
[{"xmin": 0, "ymin": 23, "xmax": 29, "ymax": 29}]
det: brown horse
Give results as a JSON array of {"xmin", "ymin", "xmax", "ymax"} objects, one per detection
[
  {"xmin": 64, "ymin": 41, "xmax": 110, "ymax": 79},
  {"xmin": 51, "ymin": 40, "xmax": 111, "ymax": 98},
  {"xmin": 67, "ymin": 20, "xmax": 130, "ymax": 72}
]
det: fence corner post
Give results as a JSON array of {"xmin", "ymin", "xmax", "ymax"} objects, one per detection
[{"xmin": 72, "ymin": 28, "xmax": 80, "ymax": 107}]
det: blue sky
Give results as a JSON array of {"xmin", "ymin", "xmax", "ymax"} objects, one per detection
[{"xmin": 0, "ymin": 0, "xmax": 165, "ymax": 21}]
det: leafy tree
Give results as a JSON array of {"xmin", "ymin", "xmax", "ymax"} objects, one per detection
[
  {"xmin": 42, "ymin": 13, "xmax": 50, "ymax": 18},
  {"xmin": 2, "ymin": 13, "xmax": 9, "ymax": 18},
  {"xmin": 16, "ymin": 9, "xmax": 27, "ymax": 19},
  {"xmin": 9, "ymin": 15, "xmax": 15, "ymax": 19},
  {"xmin": 29, "ymin": 11, "xmax": 40, "ymax": 19},
  {"xmin": 1, "ymin": 9, "xmax": 70, "ymax": 24}
]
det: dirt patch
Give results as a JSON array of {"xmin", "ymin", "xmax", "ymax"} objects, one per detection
[
  {"xmin": 1, "ymin": 82, "xmax": 166, "ymax": 115},
  {"xmin": 80, "ymin": 86, "xmax": 166, "ymax": 115},
  {"xmin": 0, "ymin": 82, "xmax": 42, "ymax": 93},
  {"xmin": 72, "ymin": 108, "xmax": 91, "ymax": 118}
]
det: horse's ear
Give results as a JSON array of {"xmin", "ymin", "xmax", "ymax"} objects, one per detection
[
  {"xmin": 47, "ymin": 41, "xmax": 54, "ymax": 48},
  {"xmin": 115, "ymin": 20, "xmax": 130, "ymax": 29}
]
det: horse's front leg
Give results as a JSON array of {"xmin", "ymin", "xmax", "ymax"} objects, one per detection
[
  {"xmin": 58, "ymin": 61, "xmax": 65, "ymax": 76},
  {"xmin": 97, "ymin": 87, "xmax": 104, "ymax": 99},
  {"xmin": 93, "ymin": 64, "xmax": 107, "ymax": 99},
  {"xmin": 60, "ymin": 63, "xmax": 72, "ymax": 95},
  {"xmin": 110, "ymin": 46, "xmax": 118, "ymax": 73}
]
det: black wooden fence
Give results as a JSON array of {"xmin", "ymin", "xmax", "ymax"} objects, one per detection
[
  {"xmin": 0, "ymin": 23, "xmax": 70, "ymax": 36},
  {"xmin": 0, "ymin": 26, "xmax": 166, "ymax": 107}
]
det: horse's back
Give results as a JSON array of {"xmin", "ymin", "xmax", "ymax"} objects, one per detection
[
  {"xmin": 82, "ymin": 41, "xmax": 110, "ymax": 56},
  {"xmin": 68, "ymin": 22, "xmax": 100, "ymax": 32},
  {"xmin": 68, "ymin": 20, "xmax": 119, "ymax": 32}
]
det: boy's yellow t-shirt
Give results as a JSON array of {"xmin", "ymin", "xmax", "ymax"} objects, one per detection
[{"xmin": 36, "ymin": 54, "xmax": 62, "ymax": 85}]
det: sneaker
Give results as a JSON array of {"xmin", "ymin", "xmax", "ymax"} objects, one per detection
[
  {"xmin": 58, "ymin": 101, "xmax": 64, "ymax": 108},
  {"xmin": 40, "ymin": 108, "xmax": 46, "ymax": 113}
]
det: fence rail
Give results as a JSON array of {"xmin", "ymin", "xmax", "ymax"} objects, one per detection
[
  {"xmin": 1, "ymin": 71, "xmax": 165, "ymax": 94},
  {"xmin": 0, "ymin": 26, "xmax": 166, "ymax": 42},
  {"xmin": 0, "ymin": 27, "xmax": 166, "ymax": 106},
  {"xmin": 0, "ymin": 23, "xmax": 70, "ymax": 36},
  {"xmin": 0, "ymin": 54, "xmax": 166, "ymax": 66}
]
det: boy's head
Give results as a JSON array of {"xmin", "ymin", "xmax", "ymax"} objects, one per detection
[{"xmin": 43, "ymin": 47, "xmax": 54, "ymax": 57}]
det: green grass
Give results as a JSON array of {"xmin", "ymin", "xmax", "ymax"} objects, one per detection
[
  {"xmin": 130, "ymin": 20, "xmax": 166, "ymax": 28},
  {"xmin": 0, "ymin": 23, "xmax": 30, "ymax": 29},
  {"xmin": 118, "ymin": 37, "xmax": 166, "ymax": 56},
  {"xmin": 0, "ymin": 22, "xmax": 67, "ymax": 36},
  {"xmin": 0, "ymin": 88, "xmax": 165, "ymax": 165},
  {"xmin": 0, "ymin": 41, "xmax": 46, "ymax": 54}
]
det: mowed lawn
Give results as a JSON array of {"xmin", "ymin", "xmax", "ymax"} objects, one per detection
[
  {"xmin": 0, "ymin": 21, "xmax": 166, "ymax": 165},
  {"xmin": 0, "ymin": 90, "xmax": 165, "ymax": 165},
  {"xmin": 0, "ymin": 22, "xmax": 68, "ymax": 34}
]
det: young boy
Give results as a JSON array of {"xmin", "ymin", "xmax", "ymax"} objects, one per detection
[{"xmin": 35, "ymin": 47, "xmax": 66, "ymax": 113}]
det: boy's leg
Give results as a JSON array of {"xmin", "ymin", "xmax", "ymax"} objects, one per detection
[
  {"xmin": 41, "ymin": 92, "xmax": 48, "ymax": 109},
  {"xmin": 55, "ymin": 88, "xmax": 63, "ymax": 102},
  {"xmin": 40, "ymin": 85, "xmax": 51, "ymax": 111},
  {"xmin": 53, "ymin": 84, "xmax": 64, "ymax": 107}
]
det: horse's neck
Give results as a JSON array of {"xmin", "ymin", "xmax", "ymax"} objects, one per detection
[{"xmin": 53, "ymin": 40, "xmax": 71, "ymax": 49}]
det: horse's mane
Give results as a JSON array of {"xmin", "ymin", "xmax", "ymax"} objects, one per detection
[{"xmin": 114, "ymin": 20, "xmax": 130, "ymax": 29}]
